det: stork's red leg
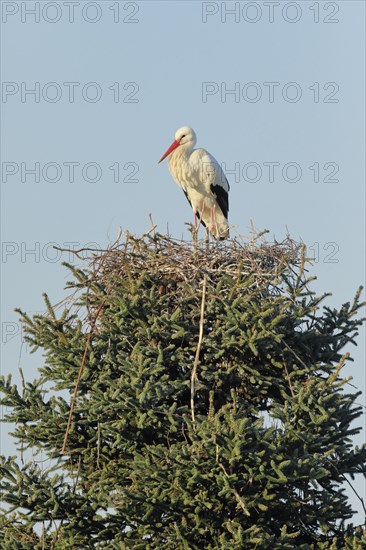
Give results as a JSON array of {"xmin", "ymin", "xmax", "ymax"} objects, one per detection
[{"xmin": 194, "ymin": 201, "xmax": 205, "ymax": 236}]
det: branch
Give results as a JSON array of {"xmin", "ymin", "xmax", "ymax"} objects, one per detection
[
  {"xmin": 340, "ymin": 473, "xmax": 366, "ymax": 518},
  {"xmin": 218, "ymin": 462, "xmax": 250, "ymax": 517},
  {"xmin": 282, "ymin": 339, "xmax": 309, "ymax": 371},
  {"xmin": 191, "ymin": 274, "xmax": 207, "ymax": 427},
  {"xmin": 283, "ymin": 362, "xmax": 295, "ymax": 398},
  {"xmin": 54, "ymin": 226, "xmax": 124, "ymax": 259},
  {"xmin": 53, "ymin": 245, "xmax": 109, "ymax": 260}
]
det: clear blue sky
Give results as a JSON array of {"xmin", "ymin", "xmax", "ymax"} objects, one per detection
[{"xmin": 1, "ymin": 0, "xmax": 365, "ymax": 523}]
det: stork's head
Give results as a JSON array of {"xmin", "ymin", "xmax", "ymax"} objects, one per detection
[
  {"xmin": 158, "ymin": 126, "xmax": 196, "ymax": 163},
  {"xmin": 174, "ymin": 126, "xmax": 196, "ymax": 145}
]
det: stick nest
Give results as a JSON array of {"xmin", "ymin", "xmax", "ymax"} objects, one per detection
[{"xmin": 80, "ymin": 230, "xmax": 304, "ymax": 291}]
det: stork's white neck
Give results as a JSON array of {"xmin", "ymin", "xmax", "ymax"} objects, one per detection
[
  {"xmin": 168, "ymin": 143, "xmax": 195, "ymax": 185},
  {"xmin": 169, "ymin": 143, "xmax": 193, "ymax": 166}
]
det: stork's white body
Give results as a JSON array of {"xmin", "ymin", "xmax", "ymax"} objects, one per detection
[{"xmin": 159, "ymin": 127, "xmax": 230, "ymax": 240}]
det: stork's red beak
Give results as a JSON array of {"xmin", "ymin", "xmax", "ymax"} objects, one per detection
[{"xmin": 158, "ymin": 139, "xmax": 180, "ymax": 163}]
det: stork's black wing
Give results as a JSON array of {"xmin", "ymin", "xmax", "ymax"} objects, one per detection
[{"xmin": 211, "ymin": 177, "xmax": 230, "ymax": 219}]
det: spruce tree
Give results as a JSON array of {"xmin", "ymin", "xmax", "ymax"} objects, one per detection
[{"xmin": 1, "ymin": 233, "xmax": 365, "ymax": 549}]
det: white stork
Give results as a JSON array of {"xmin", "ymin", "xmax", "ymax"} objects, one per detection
[{"xmin": 158, "ymin": 126, "xmax": 230, "ymax": 240}]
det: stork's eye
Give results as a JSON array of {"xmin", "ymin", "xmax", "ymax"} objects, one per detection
[{"xmin": 181, "ymin": 135, "xmax": 186, "ymax": 139}]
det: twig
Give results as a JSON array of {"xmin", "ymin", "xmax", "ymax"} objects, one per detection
[
  {"xmin": 218, "ymin": 462, "xmax": 250, "ymax": 516},
  {"xmin": 340, "ymin": 473, "xmax": 366, "ymax": 517},
  {"xmin": 18, "ymin": 344, "xmax": 26, "ymax": 464},
  {"xmin": 111, "ymin": 226, "xmax": 123, "ymax": 249},
  {"xmin": 282, "ymin": 339, "xmax": 309, "ymax": 371},
  {"xmin": 191, "ymin": 274, "xmax": 207, "ymax": 426},
  {"xmin": 97, "ymin": 419, "xmax": 101, "ymax": 469},
  {"xmin": 72, "ymin": 455, "xmax": 82, "ymax": 494},
  {"xmin": 283, "ymin": 362, "xmax": 295, "ymax": 398},
  {"xmin": 54, "ymin": 229, "xmax": 123, "ymax": 259},
  {"xmin": 268, "ymin": 330, "xmax": 307, "ymax": 391},
  {"xmin": 53, "ymin": 245, "xmax": 108, "ymax": 258},
  {"xmin": 141, "ymin": 223, "xmax": 158, "ymax": 239},
  {"xmin": 50, "ymin": 517, "xmax": 64, "ymax": 550},
  {"xmin": 148, "ymin": 213, "xmax": 155, "ymax": 231}
]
